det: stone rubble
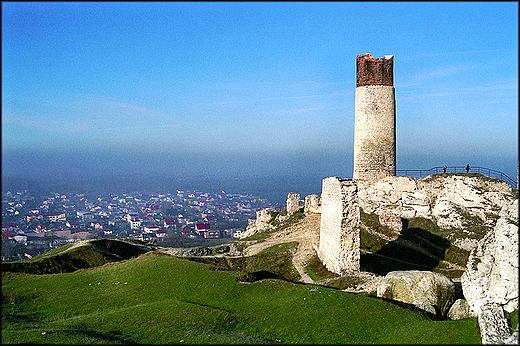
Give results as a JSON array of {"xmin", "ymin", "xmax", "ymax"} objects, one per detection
[
  {"xmin": 461, "ymin": 199, "xmax": 518, "ymax": 344},
  {"xmin": 240, "ymin": 208, "xmax": 275, "ymax": 239},
  {"xmin": 447, "ymin": 298, "xmax": 474, "ymax": 320}
]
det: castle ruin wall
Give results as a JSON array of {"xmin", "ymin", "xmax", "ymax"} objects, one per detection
[
  {"xmin": 286, "ymin": 193, "xmax": 301, "ymax": 215},
  {"xmin": 317, "ymin": 177, "xmax": 360, "ymax": 274},
  {"xmin": 304, "ymin": 194, "xmax": 321, "ymax": 214}
]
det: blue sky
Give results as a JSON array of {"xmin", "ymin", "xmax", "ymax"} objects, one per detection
[{"xmin": 2, "ymin": 2, "xmax": 518, "ymax": 184}]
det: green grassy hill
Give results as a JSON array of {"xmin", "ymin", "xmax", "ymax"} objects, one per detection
[
  {"xmin": 2, "ymin": 241, "xmax": 481, "ymax": 344},
  {"xmin": 1, "ymin": 239, "xmax": 148, "ymax": 275}
]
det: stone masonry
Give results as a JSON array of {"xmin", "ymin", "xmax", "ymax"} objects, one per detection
[
  {"xmin": 304, "ymin": 194, "xmax": 321, "ymax": 214},
  {"xmin": 353, "ymin": 53, "xmax": 396, "ymax": 183},
  {"xmin": 286, "ymin": 193, "xmax": 301, "ymax": 215},
  {"xmin": 317, "ymin": 177, "xmax": 360, "ymax": 274}
]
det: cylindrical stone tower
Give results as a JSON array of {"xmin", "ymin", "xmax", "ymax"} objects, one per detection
[{"xmin": 353, "ymin": 53, "xmax": 396, "ymax": 182}]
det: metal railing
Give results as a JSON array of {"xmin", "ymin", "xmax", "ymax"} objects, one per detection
[{"xmin": 395, "ymin": 166, "xmax": 517, "ymax": 188}]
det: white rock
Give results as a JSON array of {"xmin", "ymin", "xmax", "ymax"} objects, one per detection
[
  {"xmin": 358, "ymin": 175, "xmax": 511, "ymax": 229},
  {"xmin": 461, "ymin": 199, "xmax": 518, "ymax": 314},
  {"xmin": 429, "ymin": 176, "xmax": 512, "ymax": 231},
  {"xmin": 240, "ymin": 208, "xmax": 275, "ymax": 239},
  {"xmin": 478, "ymin": 303, "xmax": 512, "ymax": 344},
  {"xmin": 286, "ymin": 193, "xmax": 301, "ymax": 215},
  {"xmin": 432, "ymin": 199, "xmax": 465, "ymax": 229},
  {"xmin": 453, "ymin": 238, "xmax": 479, "ymax": 251},
  {"xmin": 447, "ymin": 298, "xmax": 475, "ymax": 320},
  {"xmin": 401, "ymin": 191, "xmax": 430, "ymax": 206},
  {"xmin": 304, "ymin": 194, "xmax": 321, "ymax": 214},
  {"xmin": 376, "ymin": 270, "xmax": 455, "ymax": 316}
]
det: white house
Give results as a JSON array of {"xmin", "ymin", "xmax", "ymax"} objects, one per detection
[
  {"xmin": 143, "ymin": 225, "xmax": 159, "ymax": 233},
  {"xmin": 129, "ymin": 219, "xmax": 142, "ymax": 230},
  {"xmin": 13, "ymin": 234, "xmax": 28, "ymax": 245}
]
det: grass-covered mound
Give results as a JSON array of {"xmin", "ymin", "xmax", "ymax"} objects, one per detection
[
  {"xmin": 185, "ymin": 242, "xmax": 300, "ymax": 283},
  {"xmin": 2, "ymin": 252, "xmax": 481, "ymax": 344},
  {"xmin": 1, "ymin": 239, "xmax": 148, "ymax": 275}
]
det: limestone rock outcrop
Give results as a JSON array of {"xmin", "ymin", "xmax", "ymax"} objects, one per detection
[
  {"xmin": 240, "ymin": 208, "xmax": 274, "ymax": 239},
  {"xmin": 461, "ymin": 199, "xmax": 518, "ymax": 314},
  {"xmin": 376, "ymin": 270, "xmax": 455, "ymax": 316},
  {"xmin": 426, "ymin": 176, "xmax": 513, "ymax": 233},
  {"xmin": 478, "ymin": 303, "xmax": 513, "ymax": 344},
  {"xmin": 452, "ymin": 238, "xmax": 480, "ymax": 252},
  {"xmin": 460, "ymin": 198, "xmax": 518, "ymax": 344},
  {"xmin": 357, "ymin": 174, "xmax": 513, "ymax": 249},
  {"xmin": 357, "ymin": 176, "xmax": 425, "ymax": 219},
  {"xmin": 447, "ymin": 298, "xmax": 473, "ymax": 320},
  {"xmin": 504, "ymin": 324, "xmax": 519, "ymax": 345}
]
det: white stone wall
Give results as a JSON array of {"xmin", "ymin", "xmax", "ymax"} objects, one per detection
[
  {"xmin": 304, "ymin": 194, "xmax": 321, "ymax": 214},
  {"xmin": 286, "ymin": 193, "xmax": 301, "ymax": 215},
  {"xmin": 318, "ymin": 177, "xmax": 360, "ymax": 274},
  {"xmin": 353, "ymin": 85, "xmax": 396, "ymax": 182}
]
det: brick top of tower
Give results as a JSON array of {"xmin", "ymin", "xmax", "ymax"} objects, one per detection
[{"xmin": 356, "ymin": 53, "xmax": 393, "ymax": 87}]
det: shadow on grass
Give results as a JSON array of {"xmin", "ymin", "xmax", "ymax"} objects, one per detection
[
  {"xmin": 371, "ymin": 296, "xmax": 440, "ymax": 320},
  {"xmin": 236, "ymin": 270, "xmax": 282, "ymax": 283},
  {"xmin": 361, "ymin": 219, "xmax": 451, "ymax": 276},
  {"xmin": 2, "ymin": 292, "xmax": 43, "ymax": 324}
]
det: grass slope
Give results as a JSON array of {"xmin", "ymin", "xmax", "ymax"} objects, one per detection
[
  {"xmin": 2, "ymin": 250, "xmax": 480, "ymax": 345},
  {"xmin": 2, "ymin": 239, "xmax": 148, "ymax": 275},
  {"xmin": 186, "ymin": 241, "xmax": 301, "ymax": 283}
]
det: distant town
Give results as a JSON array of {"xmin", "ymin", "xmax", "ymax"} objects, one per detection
[{"xmin": 1, "ymin": 187, "xmax": 283, "ymax": 261}]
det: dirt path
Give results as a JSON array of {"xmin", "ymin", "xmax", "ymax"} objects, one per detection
[{"xmin": 242, "ymin": 213, "xmax": 321, "ymax": 284}]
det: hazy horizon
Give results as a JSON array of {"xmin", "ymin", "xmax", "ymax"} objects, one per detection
[{"xmin": 2, "ymin": 148, "xmax": 517, "ymax": 204}]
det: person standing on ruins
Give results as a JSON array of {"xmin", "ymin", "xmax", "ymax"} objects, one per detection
[
  {"xmin": 466, "ymin": 164, "xmax": 470, "ymax": 173},
  {"xmin": 443, "ymin": 164, "xmax": 447, "ymax": 173}
]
